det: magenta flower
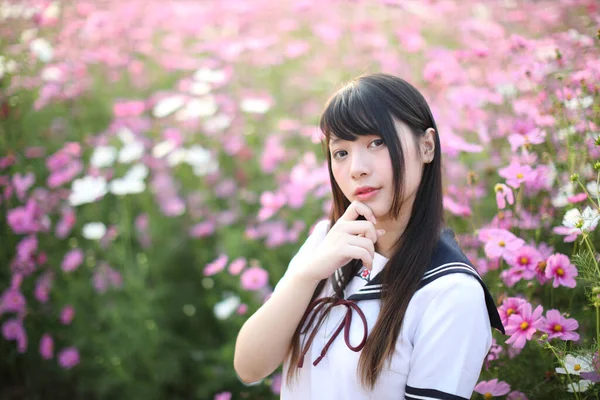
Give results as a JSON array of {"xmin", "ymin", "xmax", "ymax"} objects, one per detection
[
  {"xmin": 39, "ymin": 333, "xmax": 54, "ymax": 360},
  {"xmin": 58, "ymin": 347, "xmax": 80, "ymax": 369},
  {"xmin": 505, "ymin": 302, "xmax": 543, "ymax": 349},
  {"xmin": 498, "ymin": 160, "xmax": 535, "ymax": 189},
  {"xmin": 60, "ymin": 305, "xmax": 75, "ymax": 325},
  {"xmin": 498, "ymin": 297, "xmax": 527, "ymax": 327},
  {"xmin": 478, "ymin": 228, "xmax": 525, "ymax": 261},
  {"xmin": 474, "ymin": 379, "xmax": 511, "ymax": 397},
  {"xmin": 55, "ymin": 207, "xmax": 76, "ymax": 239},
  {"xmin": 240, "ymin": 266, "xmax": 269, "ymax": 291},
  {"xmin": 16, "ymin": 235, "xmax": 38, "ymax": 265},
  {"xmin": 228, "ymin": 257, "xmax": 247, "ymax": 276},
  {"xmin": 213, "ymin": 392, "xmax": 231, "ymax": 400},
  {"xmin": 61, "ymin": 249, "xmax": 84, "ymax": 273},
  {"xmin": 507, "ymin": 391, "xmax": 529, "ymax": 400},
  {"xmin": 0, "ymin": 287, "xmax": 26, "ymax": 316},
  {"xmin": 189, "ymin": 220, "xmax": 216, "ymax": 238},
  {"xmin": 12, "ymin": 172, "xmax": 35, "ymax": 201},
  {"xmin": 2, "ymin": 318, "xmax": 27, "ymax": 353},
  {"xmin": 7, "ymin": 199, "xmax": 40, "ymax": 234},
  {"xmin": 34, "ymin": 272, "xmax": 53, "ymax": 303},
  {"xmin": 545, "ymin": 253, "xmax": 578, "ymax": 288},
  {"xmin": 271, "ymin": 373, "xmax": 282, "ymax": 394},
  {"xmin": 92, "ymin": 262, "xmax": 123, "ymax": 294},
  {"xmin": 494, "ymin": 183, "xmax": 514, "ymax": 209},
  {"xmin": 203, "ymin": 254, "xmax": 228, "ymax": 276},
  {"xmin": 539, "ymin": 309, "xmax": 580, "ymax": 341}
]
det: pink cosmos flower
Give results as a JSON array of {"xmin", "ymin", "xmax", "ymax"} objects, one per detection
[
  {"xmin": 60, "ymin": 305, "xmax": 75, "ymax": 325},
  {"xmin": 214, "ymin": 392, "xmax": 231, "ymax": 400},
  {"xmin": 7, "ymin": 199, "xmax": 42, "ymax": 234},
  {"xmin": 474, "ymin": 379, "xmax": 511, "ymax": 397},
  {"xmin": 258, "ymin": 191, "xmax": 286, "ymax": 221},
  {"xmin": 203, "ymin": 254, "xmax": 228, "ymax": 276},
  {"xmin": 58, "ymin": 347, "xmax": 80, "ymax": 369},
  {"xmin": 34, "ymin": 272, "xmax": 53, "ymax": 303},
  {"xmin": 478, "ymin": 228, "xmax": 525, "ymax": 261},
  {"xmin": 240, "ymin": 266, "xmax": 269, "ymax": 291},
  {"xmin": 92, "ymin": 262, "xmax": 123, "ymax": 294},
  {"xmin": 539, "ymin": 309, "xmax": 579, "ymax": 341},
  {"xmin": 271, "ymin": 373, "xmax": 282, "ymax": 394},
  {"xmin": 12, "ymin": 172, "xmax": 35, "ymax": 201},
  {"xmin": 498, "ymin": 297, "xmax": 527, "ymax": 327},
  {"xmin": 189, "ymin": 220, "xmax": 216, "ymax": 238},
  {"xmin": 498, "ymin": 160, "xmax": 535, "ymax": 189},
  {"xmin": 507, "ymin": 128, "xmax": 546, "ymax": 152},
  {"xmin": 61, "ymin": 249, "xmax": 84, "ymax": 273},
  {"xmin": 228, "ymin": 257, "xmax": 247, "ymax": 276},
  {"xmin": 507, "ymin": 391, "xmax": 529, "ymax": 400},
  {"xmin": 2, "ymin": 318, "xmax": 27, "ymax": 353},
  {"xmin": 545, "ymin": 253, "xmax": 578, "ymax": 288},
  {"xmin": 40, "ymin": 333, "xmax": 54, "ymax": 359},
  {"xmin": 505, "ymin": 302, "xmax": 543, "ymax": 349},
  {"xmin": 0, "ymin": 286, "xmax": 26, "ymax": 316},
  {"xmin": 494, "ymin": 183, "xmax": 514, "ymax": 209},
  {"xmin": 55, "ymin": 207, "xmax": 76, "ymax": 239}
]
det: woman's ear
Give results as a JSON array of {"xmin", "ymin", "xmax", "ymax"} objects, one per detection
[{"xmin": 421, "ymin": 128, "xmax": 436, "ymax": 163}]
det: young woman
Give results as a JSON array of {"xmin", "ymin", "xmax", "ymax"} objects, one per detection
[{"xmin": 234, "ymin": 73, "xmax": 505, "ymax": 399}]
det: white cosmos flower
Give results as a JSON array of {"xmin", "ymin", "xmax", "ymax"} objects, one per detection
[
  {"xmin": 567, "ymin": 380, "xmax": 593, "ymax": 393},
  {"xmin": 213, "ymin": 295, "xmax": 240, "ymax": 320},
  {"xmin": 152, "ymin": 140, "xmax": 177, "ymax": 158},
  {"xmin": 117, "ymin": 127, "xmax": 135, "ymax": 144},
  {"xmin": 124, "ymin": 163, "xmax": 148, "ymax": 181},
  {"xmin": 175, "ymin": 96, "xmax": 218, "ymax": 120},
  {"xmin": 189, "ymin": 81, "xmax": 211, "ymax": 96},
  {"xmin": 586, "ymin": 181, "xmax": 600, "ymax": 197},
  {"xmin": 240, "ymin": 98, "xmax": 271, "ymax": 114},
  {"xmin": 40, "ymin": 65, "xmax": 62, "ymax": 81},
  {"xmin": 557, "ymin": 126, "xmax": 576, "ymax": 140},
  {"xmin": 82, "ymin": 222, "xmax": 107, "ymax": 240},
  {"xmin": 556, "ymin": 354, "xmax": 594, "ymax": 376},
  {"xmin": 193, "ymin": 67, "xmax": 226, "ymax": 84},
  {"xmin": 30, "ymin": 38, "xmax": 54, "ymax": 62},
  {"xmin": 90, "ymin": 146, "xmax": 117, "ymax": 168},
  {"xmin": 166, "ymin": 148, "xmax": 187, "ymax": 167},
  {"xmin": 581, "ymin": 206, "xmax": 600, "ymax": 232},
  {"xmin": 118, "ymin": 141, "xmax": 144, "ymax": 164},
  {"xmin": 563, "ymin": 208, "xmax": 584, "ymax": 230},
  {"xmin": 204, "ymin": 114, "xmax": 232, "ymax": 132},
  {"xmin": 565, "ymin": 96, "xmax": 594, "ymax": 110},
  {"xmin": 184, "ymin": 145, "xmax": 212, "ymax": 167},
  {"xmin": 153, "ymin": 95, "xmax": 185, "ymax": 118},
  {"xmin": 109, "ymin": 178, "xmax": 145, "ymax": 195},
  {"xmin": 552, "ymin": 182, "xmax": 575, "ymax": 208},
  {"xmin": 193, "ymin": 161, "xmax": 219, "ymax": 176},
  {"xmin": 69, "ymin": 176, "xmax": 108, "ymax": 206}
]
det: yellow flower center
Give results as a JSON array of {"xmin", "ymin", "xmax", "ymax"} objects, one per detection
[
  {"xmin": 557, "ymin": 268, "xmax": 565, "ymax": 276},
  {"xmin": 574, "ymin": 364, "xmax": 581, "ymax": 371},
  {"xmin": 516, "ymin": 173, "xmax": 524, "ymax": 179},
  {"xmin": 484, "ymin": 393, "xmax": 493, "ymax": 400},
  {"xmin": 494, "ymin": 184, "xmax": 503, "ymax": 193},
  {"xmin": 520, "ymin": 321, "xmax": 529, "ymax": 330},
  {"xmin": 537, "ymin": 261, "xmax": 546, "ymax": 272},
  {"xmin": 498, "ymin": 240, "xmax": 506, "ymax": 247},
  {"xmin": 553, "ymin": 324, "xmax": 563, "ymax": 332},
  {"xmin": 520, "ymin": 256, "xmax": 529, "ymax": 265},
  {"xmin": 507, "ymin": 308, "xmax": 515, "ymax": 317}
]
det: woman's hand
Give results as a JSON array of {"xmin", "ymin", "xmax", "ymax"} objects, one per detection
[{"xmin": 296, "ymin": 201, "xmax": 386, "ymax": 284}]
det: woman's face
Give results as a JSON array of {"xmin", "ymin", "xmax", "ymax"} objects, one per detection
[{"xmin": 329, "ymin": 119, "xmax": 426, "ymax": 221}]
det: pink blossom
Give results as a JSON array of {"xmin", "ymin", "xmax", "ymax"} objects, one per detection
[
  {"xmin": 507, "ymin": 391, "xmax": 529, "ymax": 400},
  {"xmin": 552, "ymin": 226, "xmax": 580, "ymax": 242},
  {"xmin": 113, "ymin": 100, "xmax": 145, "ymax": 118},
  {"xmin": 505, "ymin": 303, "xmax": 543, "ymax": 349},
  {"xmin": 498, "ymin": 297, "xmax": 527, "ymax": 327},
  {"xmin": 34, "ymin": 272, "xmax": 53, "ymax": 303},
  {"xmin": 203, "ymin": 254, "xmax": 228, "ymax": 276},
  {"xmin": 494, "ymin": 183, "xmax": 514, "ymax": 209},
  {"xmin": 92, "ymin": 262, "xmax": 123, "ymax": 294},
  {"xmin": 478, "ymin": 228, "xmax": 525, "ymax": 261},
  {"xmin": 507, "ymin": 128, "xmax": 546, "ymax": 152},
  {"xmin": 545, "ymin": 253, "xmax": 578, "ymax": 288},
  {"xmin": 24, "ymin": 147, "xmax": 46, "ymax": 159},
  {"xmin": 189, "ymin": 220, "xmax": 216, "ymax": 238},
  {"xmin": 60, "ymin": 305, "xmax": 75, "ymax": 325},
  {"xmin": 498, "ymin": 161, "xmax": 535, "ymax": 189},
  {"xmin": 7, "ymin": 199, "xmax": 41, "ymax": 234},
  {"xmin": 2, "ymin": 318, "xmax": 27, "ymax": 353},
  {"xmin": 539, "ymin": 309, "xmax": 579, "ymax": 341},
  {"xmin": 236, "ymin": 304, "xmax": 248, "ymax": 315},
  {"xmin": 474, "ymin": 379, "xmax": 511, "ymax": 397},
  {"xmin": 40, "ymin": 333, "xmax": 54, "ymax": 359},
  {"xmin": 258, "ymin": 191, "xmax": 286, "ymax": 221},
  {"xmin": 214, "ymin": 392, "xmax": 231, "ymax": 400},
  {"xmin": 47, "ymin": 160, "xmax": 83, "ymax": 188},
  {"xmin": 61, "ymin": 249, "xmax": 84, "ymax": 273},
  {"xmin": 0, "ymin": 287, "xmax": 26, "ymax": 316},
  {"xmin": 240, "ymin": 266, "xmax": 269, "ymax": 291},
  {"xmin": 228, "ymin": 257, "xmax": 247, "ymax": 276},
  {"xmin": 12, "ymin": 172, "xmax": 35, "ymax": 201},
  {"xmin": 58, "ymin": 347, "xmax": 80, "ymax": 369},
  {"xmin": 271, "ymin": 373, "xmax": 282, "ymax": 394},
  {"xmin": 55, "ymin": 207, "xmax": 76, "ymax": 239}
]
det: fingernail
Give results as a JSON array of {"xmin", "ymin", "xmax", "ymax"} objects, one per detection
[{"xmin": 377, "ymin": 229, "xmax": 386, "ymax": 235}]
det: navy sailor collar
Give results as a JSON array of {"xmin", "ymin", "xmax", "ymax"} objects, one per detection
[{"xmin": 335, "ymin": 228, "xmax": 505, "ymax": 334}]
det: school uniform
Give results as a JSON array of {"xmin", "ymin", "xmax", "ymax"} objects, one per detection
[{"xmin": 274, "ymin": 220, "xmax": 505, "ymax": 400}]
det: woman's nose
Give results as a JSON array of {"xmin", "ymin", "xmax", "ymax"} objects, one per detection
[{"xmin": 349, "ymin": 153, "xmax": 370, "ymax": 179}]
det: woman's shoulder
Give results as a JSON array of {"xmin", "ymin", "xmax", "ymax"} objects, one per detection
[{"xmin": 409, "ymin": 272, "xmax": 485, "ymax": 313}]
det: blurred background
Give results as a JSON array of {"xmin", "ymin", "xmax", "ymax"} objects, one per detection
[{"xmin": 0, "ymin": 0, "xmax": 599, "ymax": 399}]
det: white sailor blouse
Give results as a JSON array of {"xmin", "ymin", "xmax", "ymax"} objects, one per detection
[{"xmin": 274, "ymin": 220, "xmax": 505, "ymax": 400}]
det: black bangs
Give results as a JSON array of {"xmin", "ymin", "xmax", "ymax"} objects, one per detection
[{"xmin": 319, "ymin": 82, "xmax": 395, "ymax": 143}]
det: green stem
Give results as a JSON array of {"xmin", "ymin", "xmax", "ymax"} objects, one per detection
[
  {"xmin": 575, "ymin": 179, "xmax": 600, "ymax": 212},
  {"xmin": 548, "ymin": 344, "xmax": 581, "ymax": 400},
  {"xmin": 596, "ymin": 305, "xmax": 600, "ymax": 351},
  {"xmin": 583, "ymin": 235, "xmax": 600, "ymax": 277}
]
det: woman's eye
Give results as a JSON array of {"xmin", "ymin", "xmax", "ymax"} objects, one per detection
[
  {"xmin": 370, "ymin": 139, "xmax": 385, "ymax": 147},
  {"xmin": 333, "ymin": 150, "xmax": 347, "ymax": 160}
]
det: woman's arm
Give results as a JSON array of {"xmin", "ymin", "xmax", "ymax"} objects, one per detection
[{"xmin": 233, "ymin": 267, "xmax": 320, "ymax": 383}]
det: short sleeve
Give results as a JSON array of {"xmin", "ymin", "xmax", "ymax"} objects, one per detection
[
  {"xmin": 272, "ymin": 219, "xmax": 330, "ymax": 293},
  {"xmin": 404, "ymin": 274, "xmax": 492, "ymax": 400}
]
